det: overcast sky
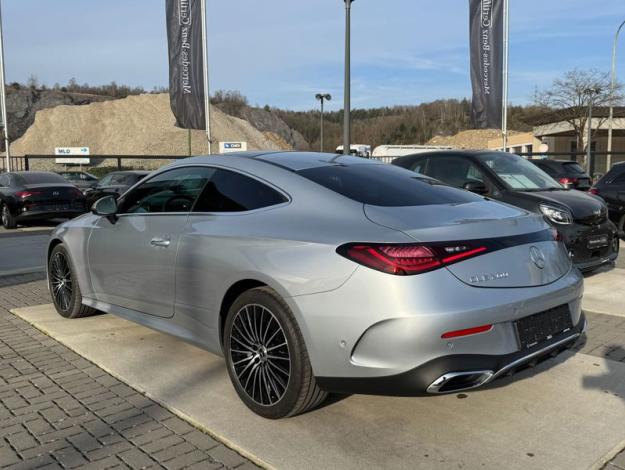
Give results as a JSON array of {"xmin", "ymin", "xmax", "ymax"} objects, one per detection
[{"xmin": 3, "ymin": 1, "xmax": 625, "ymax": 110}]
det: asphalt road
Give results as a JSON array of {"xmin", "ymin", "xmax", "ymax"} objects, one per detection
[{"xmin": 0, "ymin": 224, "xmax": 55, "ymax": 276}]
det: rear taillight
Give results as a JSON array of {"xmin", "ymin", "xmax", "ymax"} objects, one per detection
[
  {"xmin": 70, "ymin": 188, "xmax": 84, "ymax": 198},
  {"xmin": 589, "ymin": 187, "xmax": 600, "ymax": 196},
  {"xmin": 441, "ymin": 324, "xmax": 493, "ymax": 339},
  {"xmin": 559, "ymin": 177, "xmax": 577, "ymax": 185},
  {"xmin": 16, "ymin": 191, "xmax": 41, "ymax": 199},
  {"xmin": 337, "ymin": 243, "xmax": 488, "ymax": 275}
]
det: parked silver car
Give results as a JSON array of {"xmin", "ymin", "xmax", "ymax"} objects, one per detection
[{"xmin": 47, "ymin": 152, "xmax": 585, "ymax": 419}]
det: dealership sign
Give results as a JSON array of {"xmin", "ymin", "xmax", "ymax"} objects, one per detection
[
  {"xmin": 55, "ymin": 147, "xmax": 90, "ymax": 164},
  {"xmin": 219, "ymin": 142, "xmax": 248, "ymax": 154}
]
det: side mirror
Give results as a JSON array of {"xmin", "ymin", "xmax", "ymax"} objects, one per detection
[
  {"xmin": 463, "ymin": 181, "xmax": 489, "ymax": 195},
  {"xmin": 92, "ymin": 196, "xmax": 118, "ymax": 217}
]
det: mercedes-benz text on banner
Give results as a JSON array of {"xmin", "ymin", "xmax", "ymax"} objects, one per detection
[
  {"xmin": 469, "ymin": 0, "xmax": 503, "ymax": 129},
  {"xmin": 166, "ymin": 0, "xmax": 206, "ymax": 129}
]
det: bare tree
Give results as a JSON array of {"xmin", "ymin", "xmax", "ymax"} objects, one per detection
[{"xmin": 534, "ymin": 69, "xmax": 623, "ymax": 154}]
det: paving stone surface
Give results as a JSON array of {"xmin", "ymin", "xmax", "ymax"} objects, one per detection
[
  {"xmin": 0, "ymin": 273, "xmax": 261, "ymax": 470},
  {"xmin": 2, "ymin": 272, "xmax": 625, "ymax": 469}
]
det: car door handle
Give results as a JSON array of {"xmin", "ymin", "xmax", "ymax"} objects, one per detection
[{"xmin": 150, "ymin": 237, "xmax": 171, "ymax": 248}]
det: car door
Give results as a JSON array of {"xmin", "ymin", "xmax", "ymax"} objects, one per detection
[
  {"xmin": 88, "ymin": 166, "xmax": 213, "ymax": 318},
  {"xmin": 174, "ymin": 167, "xmax": 289, "ymax": 339}
]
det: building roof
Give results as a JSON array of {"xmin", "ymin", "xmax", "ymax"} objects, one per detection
[{"xmin": 530, "ymin": 106, "xmax": 625, "ymax": 126}]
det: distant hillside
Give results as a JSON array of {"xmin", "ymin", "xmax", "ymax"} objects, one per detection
[{"xmin": 273, "ymin": 100, "xmax": 548, "ymax": 151}]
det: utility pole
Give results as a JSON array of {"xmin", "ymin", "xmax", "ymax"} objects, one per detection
[
  {"xmin": 343, "ymin": 0, "xmax": 353, "ymax": 155},
  {"xmin": 200, "ymin": 0, "xmax": 212, "ymax": 154},
  {"xmin": 315, "ymin": 93, "xmax": 331, "ymax": 152},
  {"xmin": 585, "ymin": 87, "xmax": 601, "ymax": 178},
  {"xmin": 607, "ymin": 20, "xmax": 625, "ymax": 171},
  {"xmin": 0, "ymin": 0, "xmax": 10, "ymax": 171}
]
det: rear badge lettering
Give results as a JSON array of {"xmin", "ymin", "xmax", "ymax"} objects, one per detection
[{"xmin": 469, "ymin": 272, "xmax": 510, "ymax": 284}]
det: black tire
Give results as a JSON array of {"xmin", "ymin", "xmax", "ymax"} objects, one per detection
[
  {"xmin": 224, "ymin": 287, "xmax": 327, "ymax": 419},
  {"xmin": 1, "ymin": 203, "xmax": 17, "ymax": 229},
  {"xmin": 48, "ymin": 244, "xmax": 97, "ymax": 319}
]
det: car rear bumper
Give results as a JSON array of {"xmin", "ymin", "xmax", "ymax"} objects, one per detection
[{"xmin": 316, "ymin": 313, "xmax": 586, "ymax": 396}]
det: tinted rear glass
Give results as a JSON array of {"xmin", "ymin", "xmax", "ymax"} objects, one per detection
[
  {"xmin": 562, "ymin": 162, "xmax": 586, "ymax": 175},
  {"xmin": 297, "ymin": 164, "xmax": 482, "ymax": 207},
  {"xmin": 16, "ymin": 173, "xmax": 67, "ymax": 184}
]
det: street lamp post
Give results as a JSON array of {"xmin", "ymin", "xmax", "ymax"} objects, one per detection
[
  {"xmin": 343, "ymin": 0, "xmax": 354, "ymax": 155},
  {"xmin": 607, "ymin": 20, "xmax": 625, "ymax": 172},
  {"xmin": 315, "ymin": 93, "xmax": 332, "ymax": 152},
  {"xmin": 585, "ymin": 87, "xmax": 601, "ymax": 178}
]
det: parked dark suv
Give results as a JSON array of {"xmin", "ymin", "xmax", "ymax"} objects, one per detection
[
  {"xmin": 393, "ymin": 151, "xmax": 619, "ymax": 272},
  {"xmin": 529, "ymin": 159, "xmax": 592, "ymax": 191},
  {"xmin": 590, "ymin": 162, "xmax": 625, "ymax": 239}
]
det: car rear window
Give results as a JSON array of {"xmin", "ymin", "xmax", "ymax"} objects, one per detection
[
  {"xmin": 562, "ymin": 162, "xmax": 586, "ymax": 175},
  {"xmin": 297, "ymin": 164, "xmax": 482, "ymax": 207},
  {"xmin": 15, "ymin": 173, "xmax": 67, "ymax": 184}
]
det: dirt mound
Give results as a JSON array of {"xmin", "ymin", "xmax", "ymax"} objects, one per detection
[
  {"xmin": 427, "ymin": 129, "xmax": 521, "ymax": 149},
  {"xmin": 11, "ymin": 93, "xmax": 288, "ymax": 169}
]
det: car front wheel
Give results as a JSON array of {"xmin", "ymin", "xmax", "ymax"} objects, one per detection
[
  {"xmin": 48, "ymin": 244, "xmax": 97, "ymax": 319},
  {"xmin": 224, "ymin": 287, "xmax": 327, "ymax": 419}
]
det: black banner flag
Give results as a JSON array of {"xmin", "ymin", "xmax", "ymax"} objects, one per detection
[
  {"xmin": 165, "ymin": 0, "xmax": 206, "ymax": 129},
  {"xmin": 469, "ymin": 0, "xmax": 503, "ymax": 129}
]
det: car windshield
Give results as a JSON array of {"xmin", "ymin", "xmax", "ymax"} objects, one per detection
[
  {"xmin": 477, "ymin": 153, "xmax": 562, "ymax": 191},
  {"xmin": 297, "ymin": 163, "xmax": 483, "ymax": 207}
]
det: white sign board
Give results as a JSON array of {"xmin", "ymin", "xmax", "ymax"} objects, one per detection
[
  {"xmin": 55, "ymin": 147, "xmax": 90, "ymax": 164},
  {"xmin": 219, "ymin": 142, "xmax": 248, "ymax": 154}
]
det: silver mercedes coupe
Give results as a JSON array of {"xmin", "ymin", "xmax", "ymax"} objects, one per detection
[{"xmin": 47, "ymin": 152, "xmax": 585, "ymax": 419}]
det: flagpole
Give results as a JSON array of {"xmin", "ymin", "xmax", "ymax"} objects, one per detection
[
  {"xmin": 0, "ymin": 0, "xmax": 10, "ymax": 171},
  {"xmin": 200, "ymin": 0, "xmax": 212, "ymax": 154},
  {"xmin": 501, "ymin": 0, "xmax": 509, "ymax": 152}
]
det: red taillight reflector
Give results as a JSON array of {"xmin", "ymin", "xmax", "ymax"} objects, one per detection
[
  {"xmin": 559, "ymin": 177, "xmax": 577, "ymax": 185},
  {"xmin": 589, "ymin": 188, "xmax": 600, "ymax": 196},
  {"xmin": 345, "ymin": 245, "xmax": 441, "ymax": 275},
  {"xmin": 441, "ymin": 324, "xmax": 493, "ymax": 339},
  {"xmin": 441, "ymin": 246, "xmax": 487, "ymax": 263},
  {"xmin": 339, "ymin": 243, "xmax": 488, "ymax": 276},
  {"xmin": 16, "ymin": 191, "xmax": 41, "ymax": 199}
]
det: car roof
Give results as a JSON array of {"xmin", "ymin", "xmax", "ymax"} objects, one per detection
[
  {"xmin": 108, "ymin": 170, "xmax": 150, "ymax": 175},
  {"xmin": 176, "ymin": 151, "xmax": 384, "ymax": 172}
]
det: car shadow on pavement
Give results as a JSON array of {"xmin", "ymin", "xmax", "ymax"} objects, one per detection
[{"xmin": 582, "ymin": 345, "xmax": 625, "ymax": 404}]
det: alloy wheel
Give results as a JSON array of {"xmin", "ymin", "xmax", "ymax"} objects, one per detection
[
  {"xmin": 50, "ymin": 251, "xmax": 73, "ymax": 311},
  {"xmin": 229, "ymin": 304, "xmax": 291, "ymax": 406},
  {"xmin": 1, "ymin": 205, "xmax": 8, "ymax": 226}
]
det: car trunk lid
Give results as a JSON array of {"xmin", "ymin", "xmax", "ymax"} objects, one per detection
[{"xmin": 364, "ymin": 200, "xmax": 571, "ymax": 288}]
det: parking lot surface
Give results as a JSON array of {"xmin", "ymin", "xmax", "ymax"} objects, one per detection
[
  {"xmin": 0, "ymin": 273, "xmax": 259, "ymax": 470},
  {"xmin": 1, "ymin": 228, "xmax": 625, "ymax": 469}
]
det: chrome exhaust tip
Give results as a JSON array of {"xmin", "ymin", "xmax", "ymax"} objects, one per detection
[{"xmin": 427, "ymin": 370, "xmax": 494, "ymax": 394}]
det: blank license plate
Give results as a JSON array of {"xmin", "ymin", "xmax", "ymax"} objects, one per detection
[
  {"xmin": 587, "ymin": 234, "xmax": 609, "ymax": 249},
  {"xmin": 515, "ymin": 305, "xmax": 573, "ymax": 350}
]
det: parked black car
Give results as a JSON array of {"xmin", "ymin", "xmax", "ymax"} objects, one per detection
[
  {"xmin": 590, "ymin": 162, "xmax": 625, "ymax": 238},
  {"xmin": 85, "ymin": 171, "xmax": 149, "ymax": 208},
  {"xmin": 393, "ymin": 151, "xmax": 619, "ymax": 272},
  {"xmin": 528, "ymin": 159, "xmax": 592, "ymax": 191},
  {"xmin": 0, "ymin": 171, "xmax": 86, "ymax": 229},
  {"xmin": 57, "ymin": 171, "xmax": 99, "ymax": 193}
]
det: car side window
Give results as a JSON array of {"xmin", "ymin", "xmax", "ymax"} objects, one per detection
[
  {"xmin": 0, "ymin": 174, "xmax": 8, "ymax": 187},
  {"xmin": 120, "ymin": 167, "xmax": 214, "ymax": 214},
  {"xmin": 410, "ymin": 158, "xmax": 427, "ymax": 174},
  {"xmin": 193, "ymin": 169, "xmax": 287, "ymax": 213},
  {"xmin": 423, "ymin": 157, "xmax": 478, "ymax": 187}
]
